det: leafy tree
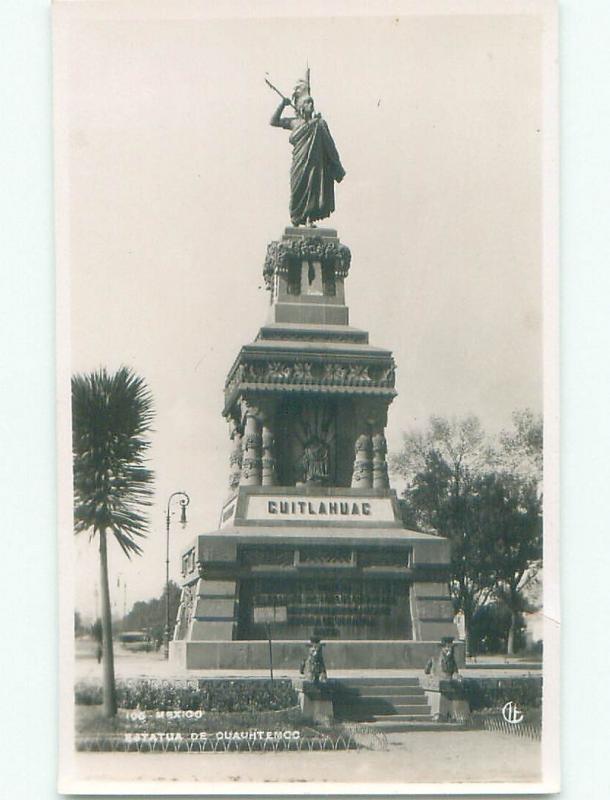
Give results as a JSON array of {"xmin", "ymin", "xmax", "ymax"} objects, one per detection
[
  {"xmin": 470, "ymin": 601, "xmax": 514, "ymax": 654},
  {"xmin": 91, "ymin": 618, "xmax": 103, "ymax": 644},
  {"xmin": 121, "ymin": 581, "xmax": 181, "ymax": 644},
  {"xmin": 482, "ymin": 473, "xmax": 542, "ymax": 653},
  {"xmin": 72, "ymin": 367, "xmax": 154, "ymax": 716},
  {"xmin": 391, "ymin": 412, "xmax": 542, "ymax": 655},
  {"xmin": 391, "ymin": 416, "xmax": 495, "ymax": 652},
  {"xmin": 391, "ymin": 415, "xmax": 490, "ymax": 491},
  {"xmin": 496, "ymin": 410, "xmax": 543, "ymax": 486},
  {"xmin": 490, "ymin": 411, "xmax": 543, "ymax": 652}
]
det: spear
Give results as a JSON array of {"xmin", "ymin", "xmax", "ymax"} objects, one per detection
[{"xmin": 264, "ymin": 74, "xmax": 294, "ymax": 108}]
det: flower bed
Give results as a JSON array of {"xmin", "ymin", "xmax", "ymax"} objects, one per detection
[
  {"xmin": 74, "ymin": 703, "xmax": 360, "ymax": 753},
  {"xmin": 461, "ymin": 676, "xmax": 542, "ymax": 711},
  {"xmin": 75, "ymin": 678, "xmax": 297, "ymax": 712}
]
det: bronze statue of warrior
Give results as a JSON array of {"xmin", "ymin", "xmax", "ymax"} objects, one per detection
[{"xmin": 268, "ymin": 70, "xmax": 345, "ymax": 227}]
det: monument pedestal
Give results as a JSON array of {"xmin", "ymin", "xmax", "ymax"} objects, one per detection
[
  {"xmin": 170, "ymin": 228, "xmax": 460, "ymax": 670},
  {"xmin": 295, "ymin": 680, "xmax": 335, "ymax": 724},
  {"xmin": 421, "ymin": 678, "xmax": 471, "ymax": 722}
]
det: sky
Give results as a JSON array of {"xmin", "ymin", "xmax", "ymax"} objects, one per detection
[{"xmin": 54, "ymin": 2, "xmax": 545, "ymax": 620}]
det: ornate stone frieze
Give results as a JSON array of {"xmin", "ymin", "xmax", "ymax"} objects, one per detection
[
  {"xmin": 299, "ymin": 546, "xmax": 352, "ymax": 565},
  {"xmin": 241, "ymin": 547, "xmax": 295, "ymax": 567},
  {"xmin": 225, "ymin": 357, "xmax": 396, "ymax": 398},
  {"xmin": 263, "ymin": 236, "xmax": 351, "ymax": 290},
  {"xmin": 174, "ymin": 583, "xmax": 196, "ymax": 640},
  {"xmin": 181, "ymin": 547, "xmax": 197, "ymax": 577},
  {"xmin": 292, "ymin": 361, "xmax": 314, "ymax": 381},
  {"xmin": 265, "ymin": 361, "xmax": 292, "ymax": 381}
]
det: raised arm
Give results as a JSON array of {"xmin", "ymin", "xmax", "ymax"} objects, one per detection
[{"xmin": 270, "ymin": 97, "xmax": 294, "ymax": 130}]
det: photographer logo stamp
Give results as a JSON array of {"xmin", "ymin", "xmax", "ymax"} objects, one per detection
[{"xmin": 502, "ymin": 701, "xmax": 524, "ymax": 725}]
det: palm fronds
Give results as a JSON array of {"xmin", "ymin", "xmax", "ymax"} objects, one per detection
[{"xmin": 72, "ymin": 366, "xmax": 155, "ymax": 555}]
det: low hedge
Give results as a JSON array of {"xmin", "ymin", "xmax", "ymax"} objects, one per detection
[
  {"xmin": 461, "ymin": 676, "xmax": 542, "ymax": 711},
  {"xmin": 75, "ymin": 678, "xmax": 297, "ymax": 712}
]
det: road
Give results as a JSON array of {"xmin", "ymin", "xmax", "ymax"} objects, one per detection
[{"xmin": 65, "ymin": 730, "xmax": 540, "ymax": 791}]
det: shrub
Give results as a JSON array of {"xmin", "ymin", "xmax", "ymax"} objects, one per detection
[
  {"xmin": 75, "ymin": 682, "xmax": 103, "ymax": 705},
  {"xmin": 461, "ymin": 676, "xmax": 542, "ymax": 711},
  {"xmin": 75, "ymin": 678, "xmax": 298, "ymax": 712}
]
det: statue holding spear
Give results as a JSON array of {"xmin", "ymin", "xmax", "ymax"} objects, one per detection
[{"xmin": 267, "ymin": 69, "xmax": 345, "ymax": 227}]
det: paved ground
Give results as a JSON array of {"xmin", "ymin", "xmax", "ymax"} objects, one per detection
[
  {"xmin": 67, "ymin": 730, "xmax": 541, "ymax": 789},
  {"xmin": 75, "ymin": 642, "xmax": 542, "ymax": 682},
  {"xmin": 68, "ymin": 644, "xmax": 543, "ymax": 790}
]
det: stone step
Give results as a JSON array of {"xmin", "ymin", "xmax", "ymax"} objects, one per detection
[
  {"xmin": 340, "ymin": 696, "xmax": 429, "ymax": 709},
  {"xmin": 388, "ymin": 703, "xmax": 431, "ymax": 713},
  {"xmin": 375, "ymin": 704, "xmax": 431, "ymax": 716},
  {"xmin": 369, "ymin": 720, "xmax": 466, "ymax": 733},
  {"xmin": 332, "ymin": 678, "xmax": 435, "ymax": 725},
  {"xmin": 334, "ymin": 677, "xmax": 420, "ymax": 687},
  {"xmin": 370, "ymin": 713, "xmax": 432, "ymax": 722},
  {"xmin": 347, "ymin": 686, "xmax": 427, "ymax": 697},
  {"xmin": 337, "ymin": 703, "xmax": 431, "ymax": 718},
  {"xmin": 339, "ymin": 707, "xmax": 432, "ymax": 721}
]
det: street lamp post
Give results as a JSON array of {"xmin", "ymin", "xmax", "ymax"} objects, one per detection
[{"xmin": 164, "ymin": 491, "xmax": 190, "ymax": 659}]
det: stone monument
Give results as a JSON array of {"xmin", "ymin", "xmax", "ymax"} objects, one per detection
[{"xmin": 170, "ymin": 72, "xmax": 461, "ymax": 670}]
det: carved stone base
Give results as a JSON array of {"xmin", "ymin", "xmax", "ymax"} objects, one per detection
[
  {"xmin": 294, "ymin": 679, "xmax": 335, "ymax": 724},
  {"xmin": 422, "ymin": 678, "xmax": 471, "ymax": 722}
]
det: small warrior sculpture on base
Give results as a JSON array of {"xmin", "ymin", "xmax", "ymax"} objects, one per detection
[
  {"xmin": 300, "ymin": 437, "xmax": 329, "ymax": 486},
  {"xmin": 268, "ymin": 69, "xmax": 345, "ymax": 227},
  {"xmin": 300, "ymin": 636, "xmax": 328, "ymax": 684},
  {"xmin": 424, "ymin": 636, "xmax": 462, "ymax": 682}
]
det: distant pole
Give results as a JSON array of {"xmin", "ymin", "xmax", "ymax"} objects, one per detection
[
  {"xmin": 116, "ymin": 574, "xmax": 127, "ymax": 629},
  {"xmin": 266, "ymin": 623, "xmax": 274, "ymax": 683},
  {"xmin": 164, "ymin": 491, "xmax": 190, "ymax": 659}
]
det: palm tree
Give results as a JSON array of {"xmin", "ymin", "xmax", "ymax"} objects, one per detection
[{"xmin": 72, "ymin": 367, "xmax": 154, "ymax": 717}]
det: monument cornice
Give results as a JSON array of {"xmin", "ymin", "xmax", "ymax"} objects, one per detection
[
  {"xmin": 224, "ymin": 351, "xmax": 396, "ymax": 403},
  {"xmin": 227, "ymin": 363, "xmax": 396, "ymax": 385},
  {"xmin": 224, "ymin": 382, "xmax": 396, "ymax": 411}
]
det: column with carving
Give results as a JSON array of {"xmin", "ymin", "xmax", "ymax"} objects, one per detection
[
  {"xmin": 372, "ymin": 432, "xmax": 390, "ymax": 489},
  {"xmin": 228, "ymin": 419, "xmax": 243, "ymax": 492},
  {"xmin": 240, "ymin": 407, "xmax": 262, "ymax": 486},
  {"xmin": 261, "ymin": 423, "xmax": 276, "ymax": 486},
  {"xmin": 351, "ymin": 433, "xmax": 373, "ymax": 488}
]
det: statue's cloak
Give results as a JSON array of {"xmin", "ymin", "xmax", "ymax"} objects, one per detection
[{"xmin": 289, "ymin": 117, "xmax": 345, "ymax": 226}]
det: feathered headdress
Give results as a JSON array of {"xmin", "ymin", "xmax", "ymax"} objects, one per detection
[{"xmin": 292, "ymin": 67, "xmax": 312, "ymax": 114}]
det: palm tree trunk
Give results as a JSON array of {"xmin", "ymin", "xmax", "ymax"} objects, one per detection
[{"xmin": 99, "ymin": 528, "xmax": 117, "ymax": 717}]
